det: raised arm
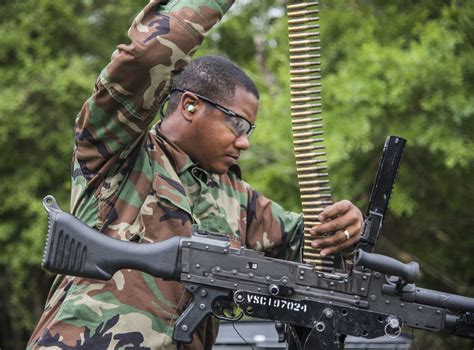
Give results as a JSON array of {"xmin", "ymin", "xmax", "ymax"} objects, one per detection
[{"xmin": 74, "ymin": 1, "xmax": 234, "ymax": 189}]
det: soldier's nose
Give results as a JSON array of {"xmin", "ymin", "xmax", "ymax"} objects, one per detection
[{"xmin": 234, "ymin": 134, "xmax": 250, "ymax": 150}]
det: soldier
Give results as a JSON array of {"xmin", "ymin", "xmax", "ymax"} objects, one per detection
[{"xmin": 28, "ymin": 1, "xmax": 363, "ymax": 349}]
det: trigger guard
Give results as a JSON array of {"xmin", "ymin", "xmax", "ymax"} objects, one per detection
[{"xmin": 212, "ymin": 298, "xmax": 243, "ymax": 321}]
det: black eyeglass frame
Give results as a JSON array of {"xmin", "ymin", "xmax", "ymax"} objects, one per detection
[{"xmin": 170, "ymin": 88, "xmax": 256, "ymax": 136}]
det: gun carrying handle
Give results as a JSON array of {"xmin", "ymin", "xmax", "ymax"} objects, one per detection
[
  {"xmin": 173, "ymin": 286, "xmax": 230, "ymax": 343},
  {"xmin": 354, "ymin": 249, "xmax": 419, "ymax": 283}
]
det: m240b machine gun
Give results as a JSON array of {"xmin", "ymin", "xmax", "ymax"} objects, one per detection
[{"xmin": 41, "ymin": 136, "xmax": 474, "ymax": 349}]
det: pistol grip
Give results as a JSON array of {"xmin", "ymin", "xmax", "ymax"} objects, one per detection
[{"xmin": 173, "ymin": 285, "xmax": 230, "ymax": 344}]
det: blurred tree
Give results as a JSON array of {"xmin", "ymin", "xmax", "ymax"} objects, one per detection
[
  {"xmin": 0, "ymin": 0, "xmax": 472, "ymax": 349},
  {"xmin": 320, "ymin": 1, "xmax": 474, "ymax": 348},
  {"xmin": 0, "ymin": 1, "xmax": 139, "ymax": 348}
]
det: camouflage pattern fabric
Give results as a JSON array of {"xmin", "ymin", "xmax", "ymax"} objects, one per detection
[{"xmin": 28, "ymin": 0, "xmax": 304, "ymax": 349}]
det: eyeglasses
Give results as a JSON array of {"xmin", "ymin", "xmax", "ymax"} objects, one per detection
[{"xmin": 170, "ymin": 88, "xmax": 256, "ymax": 137}]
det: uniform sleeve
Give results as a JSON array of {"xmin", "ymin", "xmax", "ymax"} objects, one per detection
[
  {"xmin": 74, "ymin": 0, "xmax": 234, "ymax": 189},
  {"xmin": 244, "ymin": 182, "xmax": 304, "ymax": 262}
]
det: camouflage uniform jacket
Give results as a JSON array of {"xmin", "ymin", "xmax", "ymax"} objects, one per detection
[{"xmin": 28, "ymin": 1, "xmax": 304, "ymax": 349}]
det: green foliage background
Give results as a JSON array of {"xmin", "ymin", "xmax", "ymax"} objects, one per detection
[{"xmin": 0, "ymin": 0, "xmax": 472, "ymax": 349}]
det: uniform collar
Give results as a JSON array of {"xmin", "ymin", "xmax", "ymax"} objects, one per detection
[{"xmin": 153, "ymin": 123, "xmax": 196, "ymax": 175}]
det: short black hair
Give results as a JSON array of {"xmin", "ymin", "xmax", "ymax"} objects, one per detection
[{"xmin": 165, "ymin": 56, "xmax": 259, "ymax": 116}]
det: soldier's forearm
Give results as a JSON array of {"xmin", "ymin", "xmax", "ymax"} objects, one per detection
[{"xmin": 104, "ymin": 0, "xmax": 235, "ymax": 118}]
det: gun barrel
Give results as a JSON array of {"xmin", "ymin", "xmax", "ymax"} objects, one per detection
[
  {"xmin": 355, "ymin": 249, "xmax": 419, "ymax": 283},
  {"xmin": 42, "ymin": 196, "xmax": 181, "ymax": 281},
  {"xmin": 402, "ymin": 287, "xmax": 474, "ymax": 313}
]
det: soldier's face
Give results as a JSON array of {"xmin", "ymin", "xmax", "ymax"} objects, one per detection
[{"xmin": 189, "ymin": 87, "xmax": 258, "ymax": 174}]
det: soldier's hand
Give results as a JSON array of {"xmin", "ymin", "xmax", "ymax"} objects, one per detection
[{"xmin": 308, "ymin": 200, "xmax": 363, "ymax": 257}]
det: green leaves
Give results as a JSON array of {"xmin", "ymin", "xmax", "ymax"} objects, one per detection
[
  {"xmin": 0, "ymin": 1, "xmax": 134, "ymax": 346},
  {"xmin": 0, "ymin": 1, "xmax": 473, "ymax": 348}
]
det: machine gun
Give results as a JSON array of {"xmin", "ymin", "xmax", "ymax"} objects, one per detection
[{"xmin": 41, "ymin": 136, "xmax": 474, "ymax": 349}]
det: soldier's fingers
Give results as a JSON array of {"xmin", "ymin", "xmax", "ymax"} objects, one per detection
[
  {"xmin": 310, "ymin": 218, "xmax": 344, "ymax": 236},
  {"xmin": 311, "ymin": 228, "xmax": 348, "ymax": 249},
  {"xmin": 311, "ymin": 224, "xmax": 359, "ymax": 255},
  {"xmin": 318, "ymin": 200, "xmax": 353, "ymax": 221},
  {"xmin": 311, "ymin": 208, "xmax": 362, "ymax": 236},
  {"xmin": 320, "ymin": 234, "xmax": 358, "ymax": 257}
]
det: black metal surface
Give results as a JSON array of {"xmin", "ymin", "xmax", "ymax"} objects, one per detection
[
  {"xmin": 42, "ymin": 195, "xmax": 181, "ymax": 281},
  {"xmin": 214, "ymin": 320, "xmax": 412, "ymax": 349},
  {"xmin": 358, "ymin": 136, "xmax": 406, "ymax": 252}
]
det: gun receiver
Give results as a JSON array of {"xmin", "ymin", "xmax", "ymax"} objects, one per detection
[
  {"xmin": 41, "ymin": 199, "xmax": 474, "ymax": 347},
  {"xmin": 41, "ymin": 137, "xmax": 474, "ymax": 348}
]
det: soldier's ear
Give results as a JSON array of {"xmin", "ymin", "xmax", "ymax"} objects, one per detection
[{"xmin": 180, "ymin": 93, "xmax": 199, "ymax": 121}]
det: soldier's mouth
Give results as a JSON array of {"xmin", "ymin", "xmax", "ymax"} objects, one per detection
[{"xmin": 227, "ymin": 154, "xmax": 239, "ymax": 160}]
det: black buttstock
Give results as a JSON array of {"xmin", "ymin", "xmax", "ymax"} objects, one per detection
[
  {"xmin": 42, "ymin": 195, "xmax": 181, "ymax": 281},
  {"xmin": 358, "ymin": 136, "xmax": 406, "ymax": 252}
]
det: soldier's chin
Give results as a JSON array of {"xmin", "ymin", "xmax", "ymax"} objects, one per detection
[
  {"xmin": 198, "ymin": 161, "xmax": 228, "ymax": 175},
  {"xmin": 209, "ymin": 162, "xmax": 230, "ymax": 175},
  {"xmin": 211, "ymin": 166, "xmax": 229, "ymax": 175}
]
